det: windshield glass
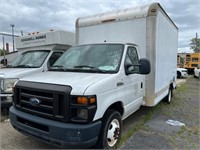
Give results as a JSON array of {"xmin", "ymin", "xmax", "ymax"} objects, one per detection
[
  {"xmin": 8, "ymin": 50, "xmax": 50, "ymax": 68},
  {"xmin": 51, "ymin": 44, "xmax": 124, "ymax": 73}
]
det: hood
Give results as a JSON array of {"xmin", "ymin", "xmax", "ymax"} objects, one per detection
[
  {"xmin": 177, "ymin": 68, "xmax": 187, "ymax": 71},
  {"xmin": 20, "ymin": 71, "xmax": 111, "ymax": 95},
  {"xmin": 0, "ymin": 68, "xmax": 40, "ymax": 78}
]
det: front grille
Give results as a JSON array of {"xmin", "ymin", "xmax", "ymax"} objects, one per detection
[{"xmin": 14, "ymin": 81, "xmax": 72, "ymax": 122}]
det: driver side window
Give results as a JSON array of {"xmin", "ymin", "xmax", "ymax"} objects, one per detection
[{"xmin": 125, "ymin": 47, "xmax": 139, "ymax": 73}]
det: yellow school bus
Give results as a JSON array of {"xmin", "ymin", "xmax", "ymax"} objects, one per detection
[{"xmin": 184, "ymin": 53, "xmax": 200, "ymax": 73}]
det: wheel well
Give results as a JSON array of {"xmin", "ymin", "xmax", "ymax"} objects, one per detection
[
  {"xmin": 106, "ymin": 102, "xmax": 124, "ymax": 116},
  {"xmin": 177, "ymin": 71, "xmax": 181, "ymax": 75}
]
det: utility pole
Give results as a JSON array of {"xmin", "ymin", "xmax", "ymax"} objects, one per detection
[
  {"xmin": 2, "ymin": 36, "xmax": 6, "ymax": 66},
  {"xmin": 195, "ymin": 33, "xmax": 199, "ymax": 53},
  {"xmin": 196, "ymin": 33, "xmax": 198, "ymax": 44},
  {"xmin": 10, "ymin": 24, "xmax": 15, "ymax": 52},
  {"xmin": 21, "ymin": 30, "xmax": 23, "ymax": 36}
]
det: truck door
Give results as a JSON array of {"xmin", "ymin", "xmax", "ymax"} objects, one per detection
[{"xmin": 123, "ymin": 46, "xmax": 144, "ymax": 116}]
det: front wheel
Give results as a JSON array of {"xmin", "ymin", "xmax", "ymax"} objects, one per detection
[{"xmin": 95, "ymin": 109, "xmax": 122, "ymax": 149}]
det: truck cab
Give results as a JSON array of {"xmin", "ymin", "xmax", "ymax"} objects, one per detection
[
  {"xmin": 10, "ymin": 43, "xmax": 150, "ymax": 149},
  {"xmin": 0, "ymin": 30, "xmax": 75, "ymax": 108}
]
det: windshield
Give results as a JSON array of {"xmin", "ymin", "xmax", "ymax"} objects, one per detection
[
  {"xmin": 8, "ymin": 50, "xmax": 50, "ymax": 68},
  {"xmin": 51, "ymin": 44, "xmax": 124, "ymax": 73}
]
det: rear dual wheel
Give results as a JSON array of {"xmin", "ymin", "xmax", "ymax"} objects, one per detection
[{"xmin": 165, "ymin": 87, "xmax": 173, "ymax": 104}]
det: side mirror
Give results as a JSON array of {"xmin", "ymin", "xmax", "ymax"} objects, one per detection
[
  {"xmin": 125, "ymin": 58, "xmax": 151, "ymax": 75},
  {"xmin": 125, "ymin": 63, "xmax": 134, "ymax": 75},
  {"xmin": 139, "ymin": 58, "xmax": 151, "ymax": 74}
]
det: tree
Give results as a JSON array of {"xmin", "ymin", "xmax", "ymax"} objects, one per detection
[
  {"xmin": 190, "ymin": 33, "xmax": 200, "ymax": 53},
  {"xmin": 0, "ymin": 48, "xmax": 8, "ymax": 56}
]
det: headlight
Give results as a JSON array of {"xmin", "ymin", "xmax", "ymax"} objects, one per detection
[
  {"xmin": 70, "ymin": 95, "xmax": 97, "ymax": 123},
  {"xmin": 1, "ymin": 78, "xmax": 18, "ymax": 94}
]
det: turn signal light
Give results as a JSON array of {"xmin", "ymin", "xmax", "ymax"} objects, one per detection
[
  {"xmin": 77, "ymin": 96, "xmax": 96, "ymax": 105},
  {"xmin": 77, "ymin": 97, "xmax": 88, "ymax": 105},
  {"xmin": 90, "ymin": 97, "xmax": 96, "ymax": 104}
]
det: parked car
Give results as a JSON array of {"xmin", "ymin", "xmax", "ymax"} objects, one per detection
[
  {"xmin": 177, "ymin": 68, "xmax": 188, "ymax": 78},
  {"xmin": 194, "ymin": 65, "xmax": 200, "ymax": 78}
]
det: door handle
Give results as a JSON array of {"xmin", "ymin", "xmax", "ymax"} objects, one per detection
[{"xmin": 117, "ymin": 82, "xmax": 124, "ymax": 87}]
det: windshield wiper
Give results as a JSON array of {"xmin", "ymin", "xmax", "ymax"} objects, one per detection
[
  {"xmin": 73, "ymin": 65, "xmax": 106, "ymax": 73},
  {"xmin": 50, "ymin": 65, "xmax": 66, "ymax": 71},
  {"xmin": 51, "ymin": 65, "xmax": 64, "ymax": 69},
  {"xmin": 13, "ymin": 64, "xmax": 36, "ymax": 68}
]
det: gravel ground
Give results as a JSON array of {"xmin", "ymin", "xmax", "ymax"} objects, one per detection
[{"xmin": 121, "ymin": 76, "xmax": 200, "ymax": 149}]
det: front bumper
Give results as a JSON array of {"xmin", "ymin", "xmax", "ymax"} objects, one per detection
[
  {"xmin": 1, "ymin": 96, "xmax": 13, "ymax": 108},
  {"xmin": 9, "ymin": 106, "xmax": 102, "ymax": 148}
]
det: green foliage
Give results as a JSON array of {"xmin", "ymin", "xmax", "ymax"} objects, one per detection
[
  {"xmin": 0, "ymin": 49, "xmax": 8, "ymax": 56},
  {"xmin": 190, "ymin": 33, "xmax": 200, "ymax": 53}
]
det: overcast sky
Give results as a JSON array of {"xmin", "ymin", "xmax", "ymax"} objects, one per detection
[{"xmin": 0, "ymin": 0, "xmax": 199, "ymax": 53}]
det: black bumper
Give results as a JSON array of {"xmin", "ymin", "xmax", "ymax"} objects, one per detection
[
  {"xmin": 9, "ymin": 106, "xmax": 102, "ymax": 149},
  {"xmin": 1, "ymin": 96, "xmax": 13, "ymax": 108}
]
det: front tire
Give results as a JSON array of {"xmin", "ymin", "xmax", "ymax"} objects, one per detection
[{"xmin": 95, "ymin": 109, "xmax": 122, "ymax": 149}]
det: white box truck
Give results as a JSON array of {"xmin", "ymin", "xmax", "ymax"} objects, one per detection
[
  {"xmin": 9, "ymin": 3, "xmax": 178, "ymax": 149},
  {"xmin": 0, "ymin": 30, "xmax": 75, "ymax": 108}
]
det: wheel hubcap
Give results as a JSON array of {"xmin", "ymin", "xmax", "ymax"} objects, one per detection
[{"xmin": 107, "ymin": 119, "xmax": 120, "ymax": 147}]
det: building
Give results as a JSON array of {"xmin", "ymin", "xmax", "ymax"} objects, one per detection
[{"xmin": 0, "ymin": 51, "xmax": 18, "ymax": 66}]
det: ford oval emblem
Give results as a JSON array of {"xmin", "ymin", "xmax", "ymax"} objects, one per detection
[{"xmin": 30, "ymin": 98, "xmax": 41, "ymax": 106}]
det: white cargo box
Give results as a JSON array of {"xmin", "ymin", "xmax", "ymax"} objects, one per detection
[
  {"xmin": 16, "ymin": 30, "xmax": 75, "ymax": 51},
  {"xmin": 76, "ymin": 3, "xmax": 178, "ymax": 106}
]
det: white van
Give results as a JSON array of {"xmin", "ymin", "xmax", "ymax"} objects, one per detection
[{"xmin": 9, "ymin": 3, "xmax": 178, "ymax": 149}]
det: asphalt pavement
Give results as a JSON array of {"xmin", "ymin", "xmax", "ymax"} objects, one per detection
[
  {"xmin": 120, "ymin": 77, "xmax": 200, "ymax": 149},
  {"xmin": 0, "ymin": 77, "xmax": 199, "ymax": 149}
]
